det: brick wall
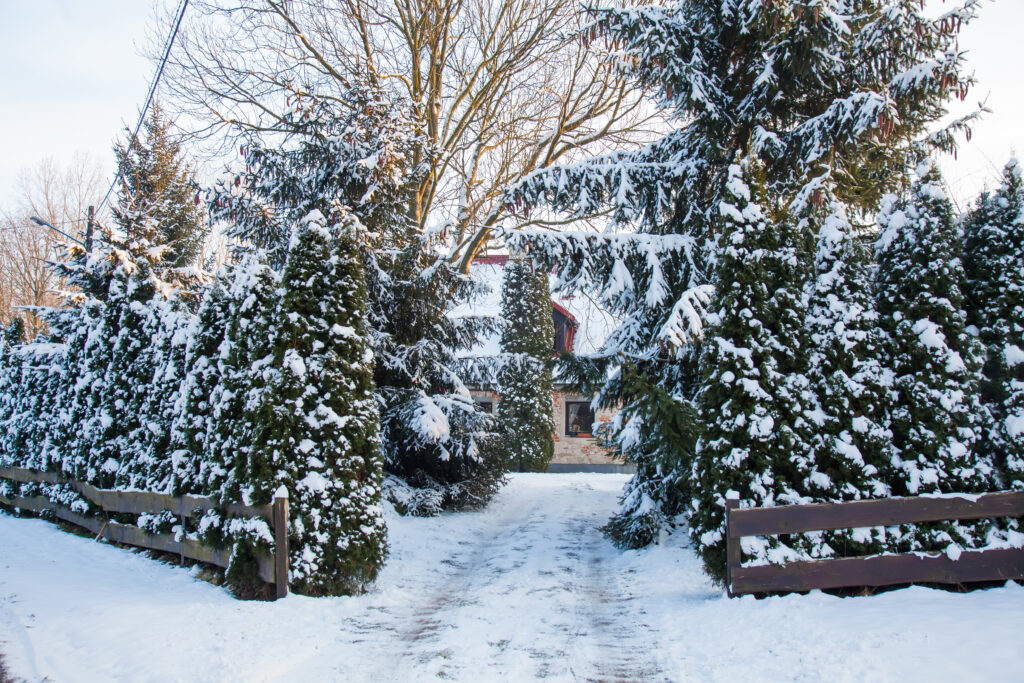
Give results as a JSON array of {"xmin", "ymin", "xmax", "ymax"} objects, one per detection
[{"xmin": 469, "ymin": 388, "xmax": 620, "ymax": 466}]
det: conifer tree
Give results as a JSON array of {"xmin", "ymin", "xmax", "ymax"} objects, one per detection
[
  {"xmin": 3, "ymin": 317, "xmax": 26, "ymax": 345},
  {"xmin": 0, "ymin": 334, "xmax": 20, "ymax": 471},
  {"xmin": 101, "ymin": 261, "xmax": 160, "ymax": 491},
  {"xmin": 497, "ymin": 258, "xmax": 555, "ymax": 472},
  {"xmin": 802, "ymin": 201, "xmax": 894, "ymax": 555},
  {"xmin": 875, "ymin": 161, "xmax": 996, "ymax": 549},
  {"xmin": 114, "ymin": 100, "xmax": 207, "ymax": 274},
  {"xmin": 507, "ymin": 0, "xmax": 981, "ymax": 549},
  {"xmin": 210, "ymin": 254, "xmax": 279, "ymax": 504},
  {"xmin": 209, "ymin": 88, "xmax": 499, "ymax": 511},
  {"xmin": 140, "ymin": 300, "xmax": 190, "ymax": 493},
  {"xmin": 963, "ymin": 157, "xmax": 1024, "ymax": 488},
  {"xmin": 170, "ymin": 277, "xmax": 231, "ymax": 495},
  {"xmin": 690, "ymin": 161, "xmax": 814, "ymax": 580},
  {"xmin": 246, "ymin": 212, "xmax": 387, "ymax": 595}
]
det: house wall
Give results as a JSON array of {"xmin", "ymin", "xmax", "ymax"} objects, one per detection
[
  {"xmin": 551, "ymin": 390, "xmax": 618, "ymax": 466},
  {"xmin": 469, "ymin": 388, "xmax": 619, "ymax": 467}
]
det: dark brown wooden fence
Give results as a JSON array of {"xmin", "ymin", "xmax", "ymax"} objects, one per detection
[
  {"xmin": 725, "ymin": 490, "xmax": 1024, "ymax": 596},
  {"xmin": 0, "ymin": 465, "xmax": 290, "ymax": 599}
]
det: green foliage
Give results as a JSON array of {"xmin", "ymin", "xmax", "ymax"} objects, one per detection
[
  {"xmin": 209, "ymin": 89, "xmax": 501, "ymax": 511},
  {"xmin": 247, "ymin": 214, "xmax": 387, "ymax": 595},
  {"xmin": 169, "ymin": 278, "xmax": 231, "ymax": 495},
  {"xmin": 3, "ymin": 317, "xmax": 26, "ymax": 346},
  {"xmin": 497, "ymin": 258, "xmax": 555, "ymax": 472},
  {"xmin": 601, "ymin": 360, "xmax": 701, "ymax": 549},
  {"xmin": 113, "ymin": 100, "xmax": 207, "ymax": 273},
  {"xmin": 690, "ymin": 160, "xmax": 814, "ymax": 581},
  {"xmin": 875, "ymin": 161, "xmax": 996, "ymax": 549},
  {"xmin": 801, "ymin": 201, "xmax": 895, "ymax": 557},
  {"xmin": 963, "ymin": 157, "xmax": 1024, "ymax": 488}
]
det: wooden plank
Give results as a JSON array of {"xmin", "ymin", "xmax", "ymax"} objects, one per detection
[
  {"xmin": 729, "ymin": 491, "xmax": 1024, "ymax": 538},
  {"xmin": 0, "ymin": 466, "xmax": 272, "ymax": 521},
  {"xmin": 730, "ymin": 547, "xmax": 1024, "ymax": 594},
  {"xmin": 182, "ymin": 538, "xmax": 232, "ymax": 570},
  {"xmin": 725, "ymin": 499, "xmax": 740, "ymax": 597},
  {"xmin": 0, "ymin": 466, "xmax": 62, "ymax": 485},
  {"xmin": 273, "ymin": 494, "xmax": 290, "ymax": 599},
  {"xmin": 103, "ymin": 523, "xmax": 180, "ymax": 555},
  {"xmin": 0, "ymin": 493, "xmax": 51, "ymax": 513},
  {"xmin": 53, "ymin": 507, "xmax": 105, "ymax": 536}
]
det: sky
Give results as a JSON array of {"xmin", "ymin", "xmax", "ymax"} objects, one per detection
[
  {"xmin": 0, "ymin": 0, "xmax": 1021, "ymax": 214},
  {"xmin": 0, "ymin": 0, "xmax": 170, "ymax": 211}
]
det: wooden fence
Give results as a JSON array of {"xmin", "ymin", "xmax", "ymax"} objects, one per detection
[
  {"xmin": 725, "ymin": 490, "xmax": 1024, "ymax": 596},
  {"xmin": 0, "ymin": 465, "xmax": 289, "ymax": 599}
]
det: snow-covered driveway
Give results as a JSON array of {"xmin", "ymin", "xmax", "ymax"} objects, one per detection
[{"xmin": 1, "ymin": 473, "xmax": 1022, "ymax": 682}]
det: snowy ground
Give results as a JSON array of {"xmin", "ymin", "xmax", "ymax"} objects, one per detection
[{"xmin": 1, "ymin": 473, "xmax": 1022, "ymax": 682}]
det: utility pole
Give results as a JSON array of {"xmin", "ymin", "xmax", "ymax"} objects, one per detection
[{"xmin": 86, "ymin": 205, "xmax": 95, "ymax": 254}]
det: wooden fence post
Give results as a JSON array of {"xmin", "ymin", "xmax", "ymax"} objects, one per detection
[
  {"xmin": 725, "ymin": 497, "xmax": 740, "ymax": 598},
  {"xmin": 273, "ymin": 487, "xmax": 290, "ymax": 600}
]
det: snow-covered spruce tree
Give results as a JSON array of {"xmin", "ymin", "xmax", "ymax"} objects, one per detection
[
  {"xmin": 113, "ymin": 100, "xmax": 207, "ymax": 273},
  {"xmin": 506, "ymin": 0, "xmax": 981, "ymax": 549},
  {"xmin": 962, "ymin": 157, "xmax": 1024, "ymax": 488},
  {"xmin": 209, "ymin": 89, "xmax": 498, "ymax": 512},
  {"xmin": 496, "ymin": 258, "xmax": 555, "ymax": 472},
  {"xmin": 241, "ymin": 213, "xmax": 386, "ymax": 596},
  {"xmin": 689, "ymin": 161, "xmax": 815, "ymax": 580},
  {"xmin": 169, "ymin": 276, "xmax": 231, "ymax": 495},
  {"xmin": 875, "ymin": 161, "xmax": 996, "ymax": 550},
  {"xmin": 801, "ymin": 200, "xmax": 894, "ymax": 556}
]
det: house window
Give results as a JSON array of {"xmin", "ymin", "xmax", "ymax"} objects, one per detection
[
  {"xmin": 552, "ymin": 305, "xmax": 577, "ymax": 354},
  {"xmin": 553, "ymin": 311, "xmax": 569, "ymax": 353},
  {"xmin": 565, "ymin": 401, "xmax": 595, "ymax": 437},
  {"xmin": 474, "ymin": 398, "xmax": 495, "ymax": 414}
]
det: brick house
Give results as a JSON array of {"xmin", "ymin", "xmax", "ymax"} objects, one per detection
[{"xmin": 456, "ymin": 256, "xmax": 631, "ymax": 472}]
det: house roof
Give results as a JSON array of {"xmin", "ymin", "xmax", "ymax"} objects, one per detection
[{"xmin": 452, "ymin": 256, "xmax": 617, "ymax": 358}]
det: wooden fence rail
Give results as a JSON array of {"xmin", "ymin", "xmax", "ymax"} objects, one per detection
[
  {"xmin": 0, "ymin": 465, "xmax": 289, "ymax": 599},
  {"xmin": 725, "ymin": 490, "xmax": 1024, "ymax": 596}
]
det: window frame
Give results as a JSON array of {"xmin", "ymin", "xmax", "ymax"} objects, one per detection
[
  {"xmin": 473, "ymin": 397, "xmax": 496, "ymax": 414},
  {"xmin": 564, "ymin": 400, "xmax": 596, "ymax": 438}
]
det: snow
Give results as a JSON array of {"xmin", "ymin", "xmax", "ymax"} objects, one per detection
[
  {"xmin": 3, "ymin": 474, "xmax": 1023, "ymax": 682},
  {"xmin": 1004, "ymin": 344, "xmax": 1024, "ymax": 368}
]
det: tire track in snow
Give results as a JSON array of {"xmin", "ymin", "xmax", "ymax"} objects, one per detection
[
  {"xmin": 348, "ymin": 490, "xmax": 553, "ymax": 680},
  {"xmin": 566, "ymin": 499, "xmax": 672, "ymax": 683},
  {"xmin": 340, "ymin": 476, "xmax": 670, "ymax": 682}
]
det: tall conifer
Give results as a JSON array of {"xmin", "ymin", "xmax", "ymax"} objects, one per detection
[
  {"xmin": 876, "ymin": 161, "xmax": 995, "ymax": 549},
  {"xmin": 690, "ymin": 161, "xmax": 814, "ymax": 580},
  {"xmin": 247, "ymin": 212, "xmax": 386, "ymax": 595},
  {"xmin": 497, "ymin": 258, "xmax": 555, "ymax": 472},
  {"xmin": 963, "ymin": 157, "xmax": 1024, "ymax": 488},
  {"xmin": 113, "ymin": 101, "xmax": 207, "ymax": 274}
]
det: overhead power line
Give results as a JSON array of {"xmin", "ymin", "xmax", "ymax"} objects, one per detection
[{"xmin": 96, "ymin": 0, "xmax": 190, "ymax": 214}]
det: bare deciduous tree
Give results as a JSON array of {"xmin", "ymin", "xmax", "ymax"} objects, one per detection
[
  {"xmin": 0, "ymin": 153, "xmax": 104, "ymax": 337},
  {"xmin": 163, "ymin": 0, "xmax": 661, "ymax": 270}
]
